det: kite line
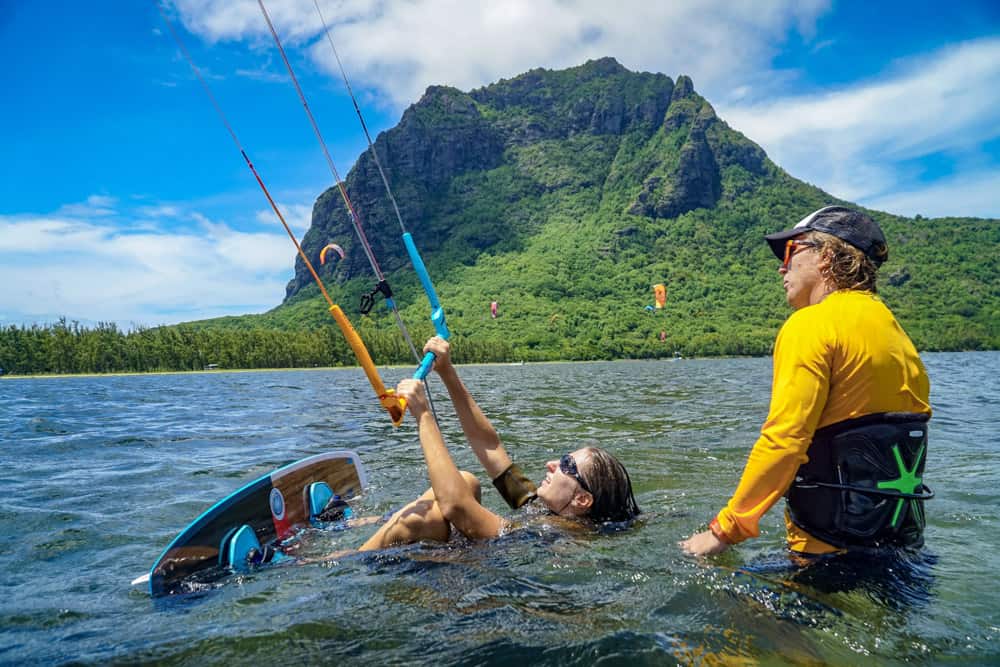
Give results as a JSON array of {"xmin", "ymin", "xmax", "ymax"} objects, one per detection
[
  {"xmin": 258, "ymin": 0, "xmax": 451, "ymax": 381},
  {"xmin": 154, "ymin": 2, "xmax": 407, "ymax": 425}
]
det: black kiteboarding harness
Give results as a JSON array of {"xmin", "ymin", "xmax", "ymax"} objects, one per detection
[{"xmin": 786, "ymin": 412, "xmax": 933, "ymax": 549}]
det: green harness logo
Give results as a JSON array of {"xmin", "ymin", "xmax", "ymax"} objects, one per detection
[{"xmin": 877, "ymin": 443, "xmax": 926, "ymax": 528}]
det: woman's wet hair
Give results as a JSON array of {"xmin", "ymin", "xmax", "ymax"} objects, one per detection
[
  {"xmin": 578, "ymin": 446, "xmax": 641, "ymax": 523},
  {"xmin": 807, "ymin": 231, "xmax": 880, "ymax": 293}
]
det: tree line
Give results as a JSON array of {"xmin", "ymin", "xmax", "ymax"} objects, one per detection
[{"xmin": 0, "ymin": 318, "xmax": 515, "ymax": 376}]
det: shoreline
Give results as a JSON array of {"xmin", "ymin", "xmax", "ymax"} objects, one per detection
[
  {"xmin": 0, "ymin": 357, "xmax": 679, "ymax": 379},
  {"xmin": 0, "ymin": 366, "xmax": 373, "ymax": 380},
  {"xmin": 2, "ymin": 349, "xmax": 990, "ymax": 380}
]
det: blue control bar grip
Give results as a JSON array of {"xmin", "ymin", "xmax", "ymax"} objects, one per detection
[
  {"xmin": 404, "ymin": 232, "xmax": 450, "ymax": 381},
  {"xmin": 403, "ymin": 232, "xmax": 442, "ymax": 313},
  {"xmin": 414, "ymin": 351, "xmax": 436, "ymax": 380}
]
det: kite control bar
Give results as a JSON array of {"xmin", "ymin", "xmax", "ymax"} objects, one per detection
[{"xmin": 405, "ymin": 233, "xmax": 450, "ymax": 380}]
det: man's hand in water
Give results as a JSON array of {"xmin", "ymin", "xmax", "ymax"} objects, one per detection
[
  {"xmin": 396, "ymin": 378, "xmax": 430, "ymax": 417},
  {"xmin": 424, "ymin": 336, "xmax": 453, "ymax": 375},
  {"xmin": 679, "ymin": 529, "xmax": 730, "ymax": 556}
]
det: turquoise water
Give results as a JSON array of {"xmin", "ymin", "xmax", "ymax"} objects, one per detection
[{"xmin": 0, "ymin": 353, "xmax": 997, "ymax": 665}]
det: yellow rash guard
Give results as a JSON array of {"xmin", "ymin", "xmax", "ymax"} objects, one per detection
[{"xmin": 714, "ymin": 290, "xmax": 931, "ymax": 553}]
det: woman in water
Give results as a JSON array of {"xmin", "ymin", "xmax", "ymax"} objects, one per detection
[{"xmin": 359, "ymin": 337, "xmax": 640, "ymax": 550}]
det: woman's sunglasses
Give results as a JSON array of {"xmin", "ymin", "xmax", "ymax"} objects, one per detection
[{"xmin": 559, "ymin": 453, "xmax": 592, "ymax": 494}]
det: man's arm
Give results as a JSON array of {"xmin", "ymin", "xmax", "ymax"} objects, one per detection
[{"xmin": 681, "ymin": 314, "xmax": 830, "ymax": 555}]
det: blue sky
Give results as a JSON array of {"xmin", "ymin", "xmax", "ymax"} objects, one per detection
[{"xmin": 2, "ymin": 0, "xmax": 998, "ymax": 328}]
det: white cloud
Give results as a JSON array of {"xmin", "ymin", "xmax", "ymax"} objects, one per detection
[
  {"xmin": 860, "ymin": 170, "xmax": 1000, "ymax": 219},
  {"xmin": 718, "ymin": 38, "xmax": 1000, "ymax": 214},
  {"xmin": 234, "ymin": 63, "xmax": 289, "ymax": 83},
  {"xmin": 137, "ymin": 204, "xmax": 183, "ymax": 218},
  {"xmin": 173, "ymin": 0, "xmax": 830, "ymax": 107},
  {"xmin": 56, "ymin": 194, "xmax": 119, "ymax": 218},
  {"xmin": 255, "ymin": 201, "xmax": 313, "ymax": 233},
  {"xmin": 0, "ymin": 202, "xmax": 295, "ymax": 328}
]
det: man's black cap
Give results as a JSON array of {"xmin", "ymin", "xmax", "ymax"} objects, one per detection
[{"xmin": 764, "ymin": 205, "xmax": 888, "ymax": 266}]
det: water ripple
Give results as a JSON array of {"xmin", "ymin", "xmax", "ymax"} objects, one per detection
[{"xmin": 0, "ymin": 354, "xmax": 996, "ymax": 664}]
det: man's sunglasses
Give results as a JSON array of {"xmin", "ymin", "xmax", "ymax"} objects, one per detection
[
  {"xmin": 559, "ymin": 453, "xmax": 592, "ymax": 494},
  {"xmin": 782, "ymin": 239, "xmax": 817, "ymax": 269}
]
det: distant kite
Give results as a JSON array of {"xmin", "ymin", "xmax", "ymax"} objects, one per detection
[
  {"xmin": 490, "ymin": 301, "xmax": 498, "ymax": 319},
  {"xmin": 653, "ymin": 283, "xmax": 667, "ymax": 309},
  {"xmin": 320, "ymin": 243, "xmax": 345, "ymax": 265}
]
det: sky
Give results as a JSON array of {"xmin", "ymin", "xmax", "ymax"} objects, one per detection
[{"xmin": 2, "ymin": 0, "xmax": 998, "ymax": 329}]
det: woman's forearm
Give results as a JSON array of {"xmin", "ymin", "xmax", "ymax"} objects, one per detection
[
  {"xmin": 416, "ymin": 410, "xmax": 476, "ymax": 509},
  {"xmin": 436, "ymin": 366, "xmax": 513, "ymax": 479}
]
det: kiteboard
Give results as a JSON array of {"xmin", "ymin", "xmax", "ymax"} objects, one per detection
[{"xmin": 136, "ymin": 450, "xmax": 367, "ymax": 597}]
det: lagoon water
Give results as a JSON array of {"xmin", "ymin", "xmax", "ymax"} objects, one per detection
[{"xmin": 1, "ymin": 352, "xmax": 997, "ymax": 665}]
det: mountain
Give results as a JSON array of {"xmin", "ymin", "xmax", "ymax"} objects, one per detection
[{"xmin": 236, "ymin": 58, "xmax": 998, "ymax": 358}]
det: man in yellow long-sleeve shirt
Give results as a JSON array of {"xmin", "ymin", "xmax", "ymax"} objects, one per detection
[{"xmin": 681, "ymin": 206, "xmax": 932, "ymax": 557}]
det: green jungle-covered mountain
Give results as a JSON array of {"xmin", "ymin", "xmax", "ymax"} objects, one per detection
[
  {"xmin": 221, "ymin": 57, "xmax": 997, "ymax": 360},
  {"xmin": 5, "ymin": 58, "xmax": 995, "ymax": 375}
]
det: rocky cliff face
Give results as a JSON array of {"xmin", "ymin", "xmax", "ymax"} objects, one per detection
[
  {"xmin": 469, "ymin": 57, "xmax": 672, "ymax": 140},
  {"xmin": 628, "ymin": 75, "xmax": 768, "ymax": 219},
  {"xmin": 292, "ymin": 85, "xmax": 505, "ymax": 292},
  {"xmin": 285, "ymin": 58, "xmax": 773, "ymax": 300}
]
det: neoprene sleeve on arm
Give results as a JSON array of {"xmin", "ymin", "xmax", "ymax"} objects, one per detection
[{"xmin": 492, "ymin": 463, "xmax": 537, "ymax": 509}]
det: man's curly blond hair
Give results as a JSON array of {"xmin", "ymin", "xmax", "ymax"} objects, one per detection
[{"xmin": 804, "ymin": 231, "xmax": 882, "ymax": 293}]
